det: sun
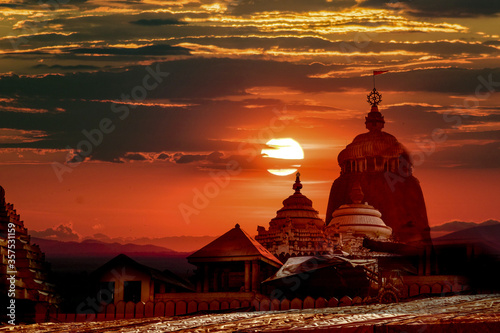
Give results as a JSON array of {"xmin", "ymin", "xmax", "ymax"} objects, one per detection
[{"xmin": 261, "ymin": 138, "xmax": 304, "ymax": 176}]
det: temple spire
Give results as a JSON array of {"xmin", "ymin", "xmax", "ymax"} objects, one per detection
[
  {"xmin": 365, "ymin": 88, "xmax": 385, "ymax": 131},
  {"xmin": 293, "ymin": 172, "xmax": 302, "ymax": 193}
]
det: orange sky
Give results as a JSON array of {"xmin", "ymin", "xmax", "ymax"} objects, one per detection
[{"xmin": 0, "ymin": 1, "xmax": 499, "ymax": 241}]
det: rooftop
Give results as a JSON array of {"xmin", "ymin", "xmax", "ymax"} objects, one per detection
[{"xmin": 188, "ymin": 224, "xmax": 282, "ymax": 267}]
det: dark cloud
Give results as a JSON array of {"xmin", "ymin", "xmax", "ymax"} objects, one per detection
[
  {"xmin": 0, "ymin": 58, "xmax": 499, "ymax": 165},
  {"xmin": 307, "ymin": 68, "xmax": 500, "ymax": 96},
  {"xmin": 484, "ymin": 41, "xmax": 500, "ymax": 47},
  {"xmin": 123, "ymin": 153, "xmax": 149, "ymax": 161},
  {"xmin": 0, "ymin": 58, "xmax": 326, "ymax": 100},
  {"xmin": 426, "ymin": 142, "xmax": 500, "ymax": 168},
  {"xmin": 30, "ymin": 224, "xmax": 80, "ymax": 241},
  {"xmin": 171, "ymin": 37, "xmax": 499, "ymax": 56},
  {"xmin": 175, "ymin": 153, "xmax": 208, "ymax": 164},
  {"xmin": 129, "ymin": 18, "xmax": 187, "ymax": 26},
  {"xmin": 0, "ymin": 3, "xmax": 20, "ymax": 8},
  {"xmin": 447, "ymin": 130, "xmax": 500, "ymax": 141},
  {"xmin": 360, "ymin": 0, "xmax": 500, "ymax": 17},
  {"xmin": 382, "ymin": 105, "xmax": 500, "ymax": 139},
  {"xmin": 156, "ymin": 153, "xmax": 171, "ymax": 160},
  {"xmin": 33, "ymin": 64, "xmax": 100, "ymax": 71},
  {"xmin": 174, "ymin": 151, "xmax": 235, "ymax": 165},
  {"xmin": 230, "ymin": 0, "xmax": 357, "ymax": 15},
  {"xmin": 69, "ymin": 44, "xmax": 191, "ymax": 56}
]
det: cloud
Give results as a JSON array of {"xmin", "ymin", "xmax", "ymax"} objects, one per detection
[
  {"xmin": 447, "ymin": 130, "xmax": 500, "ymax": 141},
  {"xmin": 381, "ymin": 104, "xmax": 500, "ymax": 139},
  {"xmin": 425, "ymin": 142, "xmax": 500, "ymax": 168},
  {"xmin": 360, "ymin": 0, "xmax": 500, "ymax": 17},
  {"xmin": 175, "ymin": 153, "xmax": 208, "ymax": 164},
  {"xmin": 68, "ymin": 44, "xmax": 191, "ymax": 56},
  {"xmin": 229, "ymin": 0, "xmax": 357, "ymax": 15},
  {"xmin": 129, "ymin": 18, "xmax": 187, "ymax": 26},
  {"xmin": 156, "ymin": 152, "xmax": 171, "ymax": 160},
  {"xmin": 33, "ymin": 64, "xmax": 100, "ymax": 71},
  {"xmin": 174, "ymin": 151, "xmax": 225, "ymax": 164},
  {"xmin": 30, "ymin": 223, "xmax": 80, "ymax": 241},
  {"xmin": 123, "ymin": 152, "xmax": 150, "ymax": 161},
  {"xmin": 0, "ymin": 58, "xmax": 498, "ymax": 164}
]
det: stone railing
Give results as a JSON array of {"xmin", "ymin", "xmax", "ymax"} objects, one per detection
[{"xmin": 35, "ymin": 276, "xmax": 470, "ymax": 323}]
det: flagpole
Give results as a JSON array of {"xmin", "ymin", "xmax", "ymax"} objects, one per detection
[{"xmin": 372, "ymin": 70, "xmax": 389, "ymax": 89}]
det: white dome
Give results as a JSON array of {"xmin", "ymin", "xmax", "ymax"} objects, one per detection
[{"xmin": 329, "ymin": 203, "xmax": 392, "ymax": 239}]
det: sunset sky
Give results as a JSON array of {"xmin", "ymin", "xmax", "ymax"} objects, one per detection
[{"xmin": 0, "ymin": 0, "xmax": 499, "ymax": 243}]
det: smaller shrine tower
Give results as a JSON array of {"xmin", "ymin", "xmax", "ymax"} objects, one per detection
[
  {"xmin": 326, "ymin": 182, "xmax": 392, "ymax": 255},
  {"xmin": 256, "ymin": 173, "xmax": 331, "ymax": 261}
]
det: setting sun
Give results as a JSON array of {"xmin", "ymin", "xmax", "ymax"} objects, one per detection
[{"xmin": 261, "ymin": 138, "xmax": 304, "ymax": 176}]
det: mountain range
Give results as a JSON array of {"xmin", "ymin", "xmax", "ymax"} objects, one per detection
[
  {"xmin": 32, "ymin": 220, "xmax": 499, "ymax": 275},
  {"xmin": 429, "ymin": 219, "xmax": 499, "ymax": 238},
  {"xmin": 433, "ymin": 223, "xmax": 500, "ymax": 254},
  {"xmin": 87, "ymin": 234, "xmax": 217, "ymax": 252},
  {"xmin": 33, "ymin": 237, "xmax": 195, "ymax": 277}
]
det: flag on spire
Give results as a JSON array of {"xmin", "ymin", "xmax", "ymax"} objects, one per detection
[{"xmin": 373, "ymin": 70, "xmax": 389, "ymax": 76}]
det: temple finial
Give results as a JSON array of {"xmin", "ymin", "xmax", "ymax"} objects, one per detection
[
  {"xmin": 365, "ymin": 88, "xmax": 385, "ymax": 131},
  {"xmin": 293, "ymin": 172, "xmax": 302, "ymax": 193},
  {"xmin": 367, "ymin": 88, "xmax": 382, "ymax": 109}
]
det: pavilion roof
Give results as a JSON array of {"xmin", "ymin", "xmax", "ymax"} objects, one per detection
[{"xmin": 188, "ymin": 224, "xmax": 282, "ymax": 267}]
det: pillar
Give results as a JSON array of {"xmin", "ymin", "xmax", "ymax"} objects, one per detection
[
  {"xmin": 418, "ymin": 252, "xmax": 424, "ymax": 276},
  {"xmin": 213, "ymin": 268, "xmax": 219, "ymax": 292},
  {"xmin": 251, "ymin": 260, "xmax": 260, "ymax": 292},
  {"xmin": 244, "ymin": 261, "xmax": 251, "ymax": 292},
  {"xmin": 222, "ymin": 268, "xmax": 229, "ymax": 291},
  {"xmin": 466, "ymin": 244, "xmax": 473, "ymax": 261},
  {"xmin": 425, "ymin": 245, "xmax": 431, "ymax": 276},
  {"xmin": 203, "ymin": 264, "xmax": 210, "ymax": 292}
]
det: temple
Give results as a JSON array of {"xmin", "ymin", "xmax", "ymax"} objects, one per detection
[
  {"xmin": 0, "ymin": 186, "xmax": 59, "ymax": 310},
  {"xmin": 325, "ymin": 88, "xmax": 432, "ymax": 246},
  {"xmin": 326, "ymin": 182, "xmax": 392, "ymax": 256},
  {"xmin": 255, "ymin": 173, "xmax": 331, "ymax": 261}
]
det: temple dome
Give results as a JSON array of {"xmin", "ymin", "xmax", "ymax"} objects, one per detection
[
  {"xmin": 272, "ymin": 173, "xmax": 323, "ymax": 224},
  {"xmin": 256, "ymin": 173, "xmax": 330, "ymax": 260},
  {"xmin": 330, "ymin": 204, "xmax": 392, "ymax": 239},
  {"xmin": 338, "ymin": 131, "xmax": 409, "ymax": 165},
  {"xmin": 335, "ymin": 89, "xmax": 413, "ymax": 175},
  {"xmin": 328, "ymin": 183, "xmax": 392, "ymax": 240}
]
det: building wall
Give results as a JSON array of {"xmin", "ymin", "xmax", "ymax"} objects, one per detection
[
  {"xmin": 0, "ymin": 199, "xmax": 58, "ymax": 304},
  {"xmin": 99, "ymin": 266, "xmax": 152, "ymax": 304}
]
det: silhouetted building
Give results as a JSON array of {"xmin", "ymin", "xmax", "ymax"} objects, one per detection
[
  {"xmin": 188, "ymin": 224, "xmax": 282, "ymax": 293},
  {"xmin": 91, "ymin": 254, "xmax": 194, "ymax": 304},
  {"xmin": 325, "ymin": 88, "xmax": 432, "ymax": 246},
  {"xmin": 255, "ymin": 173, "xmax": 332, "ymax": 261},
  {"xmin": 0, "ymin": 186, "xmax": 58, "ymax": 304}
]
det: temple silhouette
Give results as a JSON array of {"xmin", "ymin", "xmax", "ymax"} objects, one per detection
[
  {"xmin": 3, "ymin": 88, "xmax": 498, "ymax": 324},
  {"xmin": 326, "ymin": 88, "xmax": 432, "ymax": 246}
]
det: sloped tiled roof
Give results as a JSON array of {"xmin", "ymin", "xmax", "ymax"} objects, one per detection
[
  {"xmin": 188, "ymin": 224, "xmax": 282, "ymax": 267},
  {"xmin": 91, "ymin": 254, "xmax": 194, "ymax": 291}
]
